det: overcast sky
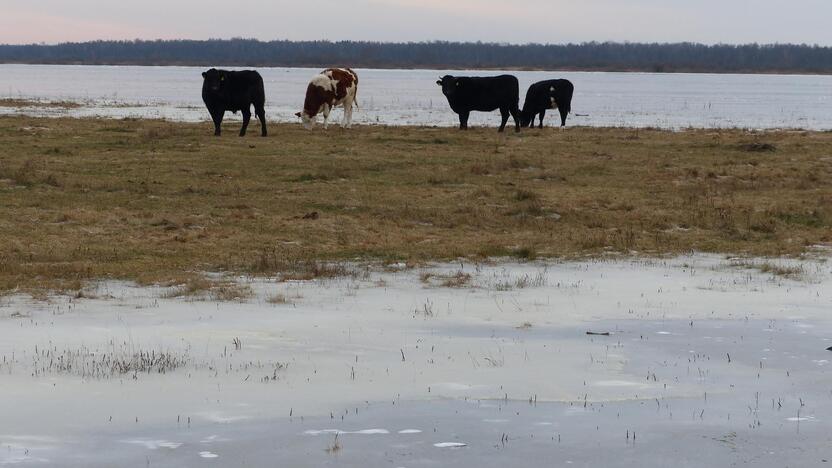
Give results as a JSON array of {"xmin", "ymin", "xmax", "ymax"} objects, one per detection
[{"xmin": 1, "ymin": 0, "xmax": 830, "ymax": 45}]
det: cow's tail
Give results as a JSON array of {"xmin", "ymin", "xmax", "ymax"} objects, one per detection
[
  {"xmin": 353, "ymin": 84, "xmax": 360, "ymax": 110},
  {"xmin": 564, "ymin": 82, "xmax": 575, "ymax": 115}
]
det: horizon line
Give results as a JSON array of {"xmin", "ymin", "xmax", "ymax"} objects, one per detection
[{"xmin": 2, "ymin": 38, "xmax": 832, "ymax": 48}]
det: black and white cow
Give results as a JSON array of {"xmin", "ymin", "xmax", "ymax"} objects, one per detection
[
  {"xmin": 519, "ymin": 79, "xmax": 574, "ymax": 128},
  {"xmin": 201, "ymin": 68, "xmax": 267, "ymax": 137},
  {"xmin": 436, "ymin": 75, "xmax": 521, "ymax": 132}
]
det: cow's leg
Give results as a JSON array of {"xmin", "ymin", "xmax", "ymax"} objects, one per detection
[
  {"xmin": 255, "ymin": 103, "xmax": 267, "ymax": 137},
  {"xmin": 322, "ymin": 104, "xmax": 331, "ymax": 130},
  {"xmin": 502, "ymin": 106, "xmax": 520, "ymax": 133},
  {"xmin": 498, "ymin": 108, "xmax": 510, "ymax": 132},
  {"xmin": 538, "ymin": 110, "xmax": 546, "ymax": 129},
  {"xmin": 458, "ymin": 111, "xmax": 469, "ymax": 130},
  {"xmin": 210, "ymin": 109, "xmax": 223, "ymax": 136},
  {"xmin": 342, "ymin": 100, "xmax": 353, "ymax": 129},
  {"xmin": 559, "ymin": 107, "xmax": 568, "ymax": 127},
  {"xmin": 240, "ymin": 108, "xmax": 251, "ymax": 137}
]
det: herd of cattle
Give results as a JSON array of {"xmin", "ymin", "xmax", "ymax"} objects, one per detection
[{"xmin": 201, "ymin": 67, "xmax": 574, "ymax": 136}]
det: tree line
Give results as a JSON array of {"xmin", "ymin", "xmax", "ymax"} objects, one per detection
[{"xmin": 1, "ymin": 39, "xmax": 831, "ymax": 74}]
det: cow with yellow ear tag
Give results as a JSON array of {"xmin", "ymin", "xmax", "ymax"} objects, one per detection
[{"xmin": 201, "ymin": 68, "xmax": 267, "ymax": 137}]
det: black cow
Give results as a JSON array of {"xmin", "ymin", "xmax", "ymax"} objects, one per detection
[
  {"xmin": 520, "ymin": 79, "xmax": 574, "ymax": 128},
  {"xmin": 201, "ymin": 68, "xmax": 267, "ymax": 137},
  {"xmin": 436, "ymin": 75, "xmax": 521, "ymax": 132}
]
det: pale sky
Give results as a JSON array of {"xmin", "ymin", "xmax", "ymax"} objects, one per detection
[{"xmin": 1, "ymin": 0, "xmax": 830, "ymax": 45}]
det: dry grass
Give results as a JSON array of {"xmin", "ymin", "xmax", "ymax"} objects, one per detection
[
  {"xmin": 758, "ymin": 262, "xmax": 805, "ymax": 279},
  {"xmin": 0, "ymin": 98, "xmax": 82, "ymax": 109},
  {"xmin": 266, "ymin": 291, "xmax": 303, "ymax": 305},
  {"xmin": 163, "ymin": 277, "xmax": 253, "ymax": 301},
  {"xmin": 729, "ymin": 258, "xmax": 807, "ymax": 280},
  {"xmin": 1, "ymin": 116, "xmax": 831, "ymax": 295},
  {"xmin": 492, "ymin": 270, "xmax": 548, "ymax": 291},
  {"xmin": 267, "ymin": 293, "xmax": 290, "ymax": 304},
  {"xmin": 325, "ymin": 434, "xmax": 342, "ymax": 454},
  {"xmin": 420, "ymin": 269, "xmax": 472, "ymax": 288}
]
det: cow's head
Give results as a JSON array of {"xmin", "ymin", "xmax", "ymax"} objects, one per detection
[
  {"xmin": 295, "ymin": 111, "xmax": 315, "ymax": 129},
  {"xmin": 436, "ymin": 75, "xmax": 461, "ymax": 97},
  {"xmin": 201, "ymin": 68, "xmax": 226, "ymax": 93},
  {"xmin": 519, "ymin": 110, "xmax": 533, "ymax": 128}
]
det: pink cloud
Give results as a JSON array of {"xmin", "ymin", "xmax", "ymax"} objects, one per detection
[{"xmin": 0, "ymin": 8, "xmax": 166, "ymax": 44}]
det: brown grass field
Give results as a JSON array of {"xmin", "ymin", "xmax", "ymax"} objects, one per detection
[
  {"xmin": 0, "ymin": 98, "xmax": 83, "ymax": 109},
  {"xmin": 1, "ymin": 116, "xmax": 830, "ymax": 295}
]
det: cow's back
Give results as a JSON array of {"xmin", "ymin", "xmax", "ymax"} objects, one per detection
[
  {"xmin": 226, "ymin": 71, "xmax": 265, "ymax": 106},
  {"xmin": 203, "ymin": 69, "xmax": 265, "ymax": 112},
  {"xmin": 452, "ymin": 75, "xmax": 519, "ymax": 112},
  {"xmin": 524, "ymin": 80, "xmax": 573, "ymax": 108},
  {"xmin": 321, "ymin": 68, "xmax": 358, "ymax": 103},
  {"xmin": 527, "ymin": 79, "xmax": 572, "ymax": 98}
]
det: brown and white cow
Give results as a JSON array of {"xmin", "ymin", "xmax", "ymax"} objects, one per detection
[{"xmin": 295, "ymin": 68, "xmax": 359, "ymax": 129}]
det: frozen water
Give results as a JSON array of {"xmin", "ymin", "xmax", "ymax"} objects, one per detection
[
  {"xmin": 1, "ymin": 254, "xmax": 830, "ymax": 467},
  {"xmin": 1, "ymin": 65, "xmax": 831, "ymax": 129}
]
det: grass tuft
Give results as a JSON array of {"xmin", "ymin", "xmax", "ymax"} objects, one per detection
[{"xmin": 737, "ymin": 142, "xmax": 777, "ymax": 153}]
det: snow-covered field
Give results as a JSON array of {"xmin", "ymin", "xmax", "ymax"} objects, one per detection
[{"xmin": 1, "ymin": 254, "xmax": 830, "ymax": 467}]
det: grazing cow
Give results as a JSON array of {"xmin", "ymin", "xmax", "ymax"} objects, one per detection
[
  {"xmin": 201, "ymin": 68, "xmax": 267, "ymax": 137},
  {"xmin": 295, "ymin": 68, "xmax": 359, "ymax": 129},
  {"xmin": 520, "ymin": 79, "xmax": 574, "ymax": 128},
  {"xmin": 436, "ymin": 75, "xmax": 520, "ymax": 132}
]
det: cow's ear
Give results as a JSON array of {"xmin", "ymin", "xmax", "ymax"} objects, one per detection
[
  {"xmin": 295, "ymin": 112, "xmax": 302, "ymax": 118},
  {"xmin": 202, "ymin": 72, "xmax": 207, "ymax": 78},
  {"xmin": 436, "ymin": 80, "xmax": 442, "ymax": 86}
]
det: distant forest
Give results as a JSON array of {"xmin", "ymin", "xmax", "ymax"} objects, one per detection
[{"xmin": 1, "ymin": 39, "xmax": 831, "ymax": 74}]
